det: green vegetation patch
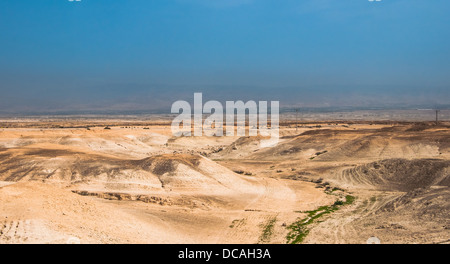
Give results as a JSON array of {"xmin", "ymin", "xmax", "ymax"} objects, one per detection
[
  {"xmin": 286, "ymin": 195, "xmax": 355, "ymax": 244},
  {"xmin": 259, "ymin": 217, "xmax": 277, "ymax": 243}
]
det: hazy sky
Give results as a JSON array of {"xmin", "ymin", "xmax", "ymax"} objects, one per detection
[{"xmin": 0, "ymin": 0, "xmax": 449, "ymax": 113}]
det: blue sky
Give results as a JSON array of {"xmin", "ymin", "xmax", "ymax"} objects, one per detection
[{"xmin": 0, "ymin": 0, "xmax": 449, "ymax": 113}]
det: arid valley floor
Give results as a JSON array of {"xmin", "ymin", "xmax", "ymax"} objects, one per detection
[{"xmin": 0, "ymin": 119, "xmax": 449, "ymax": 244}]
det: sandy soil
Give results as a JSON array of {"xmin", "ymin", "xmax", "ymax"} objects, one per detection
[{"xmin": 0, "ymin": 120, "xmax": 449, "ymax": 244}]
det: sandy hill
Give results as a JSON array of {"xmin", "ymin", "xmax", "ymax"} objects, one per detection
[
  {"xmin": 0, "ymin": 182, "xmax": 188, "ymax": 244},
  {"xmin": 0, "ymin": 146, "xmax": 261, "ymax": 195},
  {"xmin": 336, "ymin": 158, "xmax": 450, "ymax": 191},
  {"xmin": 246, "ymin": 126, "xmax": 448, "ymax": 162}
]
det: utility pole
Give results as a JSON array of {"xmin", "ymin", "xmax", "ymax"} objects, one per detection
[{"xmin": 436, "ymin": 109, "xmax": 440, "ymax": 125}]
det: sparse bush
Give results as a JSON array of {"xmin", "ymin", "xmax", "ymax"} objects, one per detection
[
  {"xmin": 333, "ymin": 200, "xmax": 344, "ymax": 206},
  {"xmin": 313, "ymin": 178, "xmax": 323, "ymax": 184}
]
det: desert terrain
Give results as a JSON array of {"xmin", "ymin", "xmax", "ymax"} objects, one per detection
[{"xmin": 0, "ymin": 119, "xmax": 449, "ymax": 244}]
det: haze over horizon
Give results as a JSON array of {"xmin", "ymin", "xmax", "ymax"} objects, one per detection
[{"xmin": 1, "ymin": 0, "xmax": 449, "ymax": 114}]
